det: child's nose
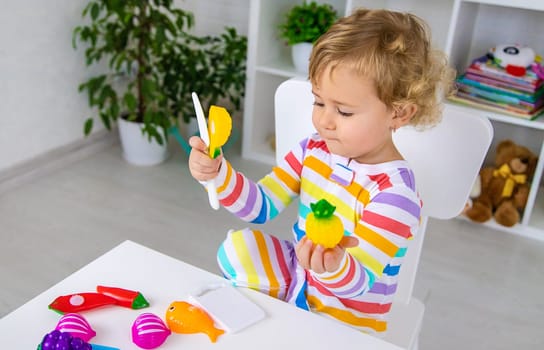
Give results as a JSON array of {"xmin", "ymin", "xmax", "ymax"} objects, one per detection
[{"xmin": 318, "ymin": 109, "xmax": 335, "ymax": 130}]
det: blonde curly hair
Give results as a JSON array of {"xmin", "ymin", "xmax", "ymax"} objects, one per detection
[{"xmin": 309, "ymin": 8, "xmax": 455, "ymax": 128}]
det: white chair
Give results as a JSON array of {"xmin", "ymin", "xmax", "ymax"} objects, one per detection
[{"xmin": 274, "ymin": 77, "xmax": 493, "ymax": 350}]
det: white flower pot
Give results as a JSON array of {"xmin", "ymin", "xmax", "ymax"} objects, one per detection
[
  {"xmin": 291, "ymin": 42, "xmax": 313, "ymax": 75},
  {"xmin": 118, "ymin": 117, "xmax": 169, "ymax": 166}
]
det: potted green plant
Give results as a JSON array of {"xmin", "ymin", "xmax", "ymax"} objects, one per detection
[
  {"xmin": 73, "ymin": 0, "xmax": 247, "ymax": 165},
  {"xmin": 278, "ymin": 1, "xmax": 338, "ymax": 75},
  {"xmin": 160, "ymin": 27, "xmax": 247, "ymax": 151},
  {"xmin": 162, "ymin": 28, "xmax": 248, "ymax": 125}
]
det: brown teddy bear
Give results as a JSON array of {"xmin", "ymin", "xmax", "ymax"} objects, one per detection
[{"xmin": 464, "ymin": 139, "xmax": 538, "ymax": 227}]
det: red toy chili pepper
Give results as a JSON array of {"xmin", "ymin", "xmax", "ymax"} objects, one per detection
[
  {"xmin": 96, "ymin": 285, "xmax": 149, "ymax": 309},
  {"xmin": 48, "ymin": 293, "xmax": 118, "ymax": 315}
]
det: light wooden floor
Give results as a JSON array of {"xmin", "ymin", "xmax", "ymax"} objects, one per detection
[{"xmin": 1, "ymin": 141, "xmax": 543, "ymax": 349}]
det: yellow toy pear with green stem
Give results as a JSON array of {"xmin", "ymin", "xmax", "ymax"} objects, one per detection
[{"xmin": 305, "ymin": 199, "xmax": 344, "ymax": 248}]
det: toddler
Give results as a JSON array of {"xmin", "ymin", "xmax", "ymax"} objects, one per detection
[{"xmin": 189, "ymin": 8, "xmax": 454, "ymax": 334}]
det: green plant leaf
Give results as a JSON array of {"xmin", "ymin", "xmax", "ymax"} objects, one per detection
[
  {"xmin": 142, "ymin": 79, "xmax": 158, "ymax": 99},
  {"xmin": 99, "ymin": 111, "xmax": 112, "ymax": 130},
  {"xmin": 155, "ymin": 25, "xmax": 166, "ymax": 46},
  {"xmin": 72, "ymin": 27, "xmax": 81, "ymax": 49},
  {"xmin": 84, "ymin": 118, "xmax": 94, "ymax": 135},
  {"xmin": 90, "ymin": 2, "xmax": 100, "ymax": 21},
  {"xmin": 124, "ymin": 92, "xmax": 137, "ymax": 112},
  {"xmin": 109, "ymin": 103, "xmax": 120, "ymax": 120},
  {"xmin": 106, "ymin": 0, "xmax": 123, "ymax": 13}
]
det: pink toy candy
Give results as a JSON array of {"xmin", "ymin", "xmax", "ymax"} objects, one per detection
[
  {"xmin": 132, "ymin": 313, "xmax": 171, "ymax": 349},
  {"xmin": 55, "ymin": 313, "xmax": 96, "ymax": 343}
]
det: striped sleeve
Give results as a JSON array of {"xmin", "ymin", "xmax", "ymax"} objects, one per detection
[
  {"xmin": 351, "ymin": 184, "xmax": 421, "ymax": 281},
  {"xmin": 213, "ymin": 138, "xmax": 309, "ymax": 223},
  {"xmin": 310, "ymin": 253, "xmax": 370, "ymax": 299}
]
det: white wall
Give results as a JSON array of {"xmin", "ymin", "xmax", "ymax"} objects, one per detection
[
  {"xmin": 0, "ymin": 1, "xmax": 92, "ymax": 172},
  {"xmin": 0, "ymin": 0, "xmax": 249, "ymax": 173},
  {"xmin": 181, "ymin": 0, "xmax": 249, "ymax": 36}
]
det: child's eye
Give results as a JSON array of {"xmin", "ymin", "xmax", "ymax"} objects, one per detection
[
  {"xmin": 337, "ymin": 108, "xmax": 353, "ymax": 117},
  {"xmin": 312, "ymin": 101, "xmax": 325, "ymax": 107}
]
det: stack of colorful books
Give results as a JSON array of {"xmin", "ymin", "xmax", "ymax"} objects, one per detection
[{"xmin": 449, "ymin": 55, "xmax": 544, "ymax": 120}]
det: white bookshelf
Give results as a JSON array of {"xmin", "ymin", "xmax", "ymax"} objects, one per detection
[
  {"xmin": 444, "ymin": 0, "xmax": 544, "ymax": 240},
  {"xmin": 241, "ymin": 0, "xmax": 544, "ymax": 240}
]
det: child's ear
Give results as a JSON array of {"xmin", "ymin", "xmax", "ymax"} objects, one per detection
[{"xmin": 395, "ymin": 103, "xmax": 418, "ymax": 126}]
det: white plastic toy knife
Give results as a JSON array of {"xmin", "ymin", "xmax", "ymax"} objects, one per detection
[{"xmin": 192, "ymin": 92, "xmax": 220, "ymax": 210}]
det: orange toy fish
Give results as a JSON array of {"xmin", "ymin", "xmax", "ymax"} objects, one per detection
[{"xmin": 165, "ymin": 301, "xmax": 225, "ymax": 343}]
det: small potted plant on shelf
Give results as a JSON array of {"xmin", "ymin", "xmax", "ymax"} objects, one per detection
[
  {"xmin": 278, "ymin": 1, "xmax": 338, "ymax": 75},
  {"xmin": 73, "ymin": 0, "xmax": 247, "ymax": 165}
]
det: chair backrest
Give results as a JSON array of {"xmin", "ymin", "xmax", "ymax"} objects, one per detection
[{"xmin": 275, "ymin": 78, "xmax": 493, "ymax": 304}]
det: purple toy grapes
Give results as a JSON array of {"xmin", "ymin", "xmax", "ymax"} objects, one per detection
[{"xmin": 38, "ymin": 330, "xmax": 92, "ymax": 350}]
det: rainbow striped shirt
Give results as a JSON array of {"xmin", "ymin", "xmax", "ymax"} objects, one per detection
[{"xmin": 214, "ymin": 133, "xmax": 421, "ymax": 333}]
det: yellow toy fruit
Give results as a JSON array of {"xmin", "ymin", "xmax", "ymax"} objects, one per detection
[
  {"xmin": 208, "ymin": 105, "xmax": 232, "ymax": 159},
  {"xmin": 305, "ymin": 199, "xmax": 344, "ymax": 248}
]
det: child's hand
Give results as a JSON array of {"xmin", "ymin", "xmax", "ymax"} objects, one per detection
[
  {"xmin": 295, "ymin": 235, "xmax": 358, "ymax": 274},
  {"xmin": 188, "ymin": 136, "xmax": 223, "ymax": 182}
]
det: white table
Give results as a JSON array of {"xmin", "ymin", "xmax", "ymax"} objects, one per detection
[{"xmin": 0, "ymin": 240, "xmax": 402, "ymax": 349}]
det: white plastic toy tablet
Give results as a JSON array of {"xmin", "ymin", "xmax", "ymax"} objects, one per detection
[{"xmin": 190, "ymin": 284, "xmax": 266, "ymax": 333}]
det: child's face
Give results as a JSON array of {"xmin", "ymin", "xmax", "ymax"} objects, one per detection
[{"xmin": 311, "ymin": 65, "xmax": 398, "ymax": 164}]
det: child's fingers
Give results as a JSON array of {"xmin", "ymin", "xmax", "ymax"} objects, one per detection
[
  {"xmin": 323, "ymin": 249, "xmax": 346, "ymax": 272},
  {"xmin": 189, "ymin": 136, "xmax": 207, "ymax": 152},
  {"xmin": 188, "ymin": 140, "xmax": 222, "ymax": 181},
  {"xmin": 319, "ymin": 236, "xmax": 357, "ymax": 272},
  {"xmin": 339, "ymin": 236, "xmax": 358, "ymax": 249},
  {"xmin": 189, "ymin": 157, "xmax": 220, "ymax": 179},
  {"xmin": 297, "ymin": 237, "xmax": 352, "ymax": 273},
  {"xmin": 295, "ymin": 237, "xmax": 313, "ymax": 270},
  {"xmin": 310, "ymin": 244, "xmax": 325, "ymax": 274}
]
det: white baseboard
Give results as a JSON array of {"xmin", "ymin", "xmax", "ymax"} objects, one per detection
[{"xmin": 0, "ymin": 129, "xmax": 118, "ymax": 195}]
